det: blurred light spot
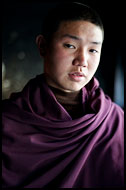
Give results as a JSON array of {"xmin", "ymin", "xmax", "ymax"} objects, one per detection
[
  {"xmin": 17, "ymin": 51, "xmax": 26, "ymax": 60},
  {"xmin": 9, "ymin": 31, "xmax": 18, "ymax": 44},
  {"xmin": 2, "ymin": 79, "xmax": 11, "ymax": 90},
  {"xmin": 2, "ymin": 62, "xmax": 6, "ymax": 80},
  {"xmin": 11, "ymin": 31, "xmax": 18, "ymax": 38}
]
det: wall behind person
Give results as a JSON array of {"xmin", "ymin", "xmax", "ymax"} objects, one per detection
[
  {"xmin": 2, "ymin": 0, "xmax": 124, "ymax": 108},
  {"xmin": 2, "ymin": 1, "xmax": 57, "ymax": 99}
]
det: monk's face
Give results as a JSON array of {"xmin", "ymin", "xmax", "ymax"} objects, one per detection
[{"xmin": 43, "ymin": 20, "xmax": 103, "ymax": 92}]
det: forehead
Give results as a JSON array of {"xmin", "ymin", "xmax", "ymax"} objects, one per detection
[{"xmin": 53, "ymin": 20, "xmax": 103, "ymax": 42}]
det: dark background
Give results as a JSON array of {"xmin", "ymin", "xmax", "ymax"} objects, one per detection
[{"xmin": 2, "ymin": 0, "xmax": 124, "ymax": 108}]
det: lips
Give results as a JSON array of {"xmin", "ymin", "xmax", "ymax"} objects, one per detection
[
  {"xmin": 69, "ymin": 72, "xmax": 85, "ymax": 77},
  {"xmin": 68, "ymin": 72, "xmax": 85, "ymax": 82}
]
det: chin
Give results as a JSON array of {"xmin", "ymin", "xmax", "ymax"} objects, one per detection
[
  {"xmin": 65, "ymin": 85, "xmax": 83, "ymax": 92},
  {"xmin": 67, "ymin": 80, "xmax": 89, "ymax": 92}
]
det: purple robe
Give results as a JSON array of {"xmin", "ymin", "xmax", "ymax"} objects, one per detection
[{"xmin": 2, "ymin": 74, "xmax": 124, "ymax": 188}]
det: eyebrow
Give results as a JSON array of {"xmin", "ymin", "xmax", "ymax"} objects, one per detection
[
  {"xmin": 61, "ymin": 34, "xmax": 102, "ymax": 45},
  {"xmin": 61, "ymin": 34, "xmax": 81, "ymax": 41}
]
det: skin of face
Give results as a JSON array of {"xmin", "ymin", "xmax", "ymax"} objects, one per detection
[{"xmin": 36, "ymin": 20, "xmax": 103, "ymax": 93}]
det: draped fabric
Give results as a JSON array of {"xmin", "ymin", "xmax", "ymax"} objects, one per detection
[{"xmin": 2, "ymin": 74, "xmax": 124, "ymax": 188}]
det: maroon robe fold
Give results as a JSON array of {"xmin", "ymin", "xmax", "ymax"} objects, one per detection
[{"xmin": 2, "ymin": 74, "xmax": 124, "ymax": 188}]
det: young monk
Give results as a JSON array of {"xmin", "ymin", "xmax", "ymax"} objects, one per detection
[{"xmin": 2, "ymin": 2, "xmax": 124, "ymax": 188}]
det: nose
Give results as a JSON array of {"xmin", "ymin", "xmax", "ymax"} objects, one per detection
[{"xmin": 72, "ymin": 49, "xmax": 88, "ymax": 67}]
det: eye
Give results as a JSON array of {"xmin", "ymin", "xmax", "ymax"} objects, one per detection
[
  {"xmin": 89, "ymin": 49, "xmax": 98, "ymax": 53},
  {"xmin": 64, "ymin": 43, "xmax": 76, "ymax": 49}
]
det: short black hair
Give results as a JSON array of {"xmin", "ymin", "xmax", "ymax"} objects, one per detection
[{"xmin": 42, "ymin": 2, "xmax": 104, "ymax": 43}]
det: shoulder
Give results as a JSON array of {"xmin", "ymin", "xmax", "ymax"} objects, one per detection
[
  {"xmin": 110, "ymin": 102, "xmax": 124, "ymax": 121},
  {"xmin": 2, "ymin": 74, "xmax": 44, "ymax": 108}
]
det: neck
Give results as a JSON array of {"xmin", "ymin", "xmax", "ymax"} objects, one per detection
[{"xmin": 49, "ymin": 85, "xmax": 84, "ymax": 119}]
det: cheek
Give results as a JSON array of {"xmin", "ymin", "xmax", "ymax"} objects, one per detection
[
  {"xmin": 54, "ymin": 47, "xmax": 70, "ymax": 61},
  {"xmin": 89, "ymin": 56, "xmax": 100, "ymax": 70},
  {"xmin": 45, "ymin": 55, "xmax": 67, "ymax": 77},
  {"xmin": 51, "ymin": 49, "xmax": 72, "ymax": 70}
]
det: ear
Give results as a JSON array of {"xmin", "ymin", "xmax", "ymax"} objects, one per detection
[{"xmin": 36, "ymin": 35, "xmax": 47, "ymax": 57}]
